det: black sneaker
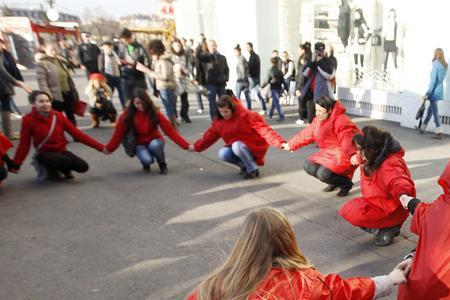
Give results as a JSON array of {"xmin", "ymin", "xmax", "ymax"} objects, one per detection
[
  {"xmin": 239, "ymin": 166, "xmax": 246, "ymax": 175},
  {"xmin": 142, "ymin": 165, "xmax": 150, "ymax": 172},
  {"xmin": 322, "ymin": 184, "xmax": 338, "ymax": 192},
  {"xmin": 243, "ymin": 169, "xmax": 259, "ymax": 179},
  {"xmin": 336, "ymin": 185, "xmax": 352, "ymax": 197},
  {"xmin": 158, "ymin": 162, "xmax": 168, "ymax": 175},
  {"xmin": 373, "ymin": 226, "xmax": 400, "ymax": 246}
]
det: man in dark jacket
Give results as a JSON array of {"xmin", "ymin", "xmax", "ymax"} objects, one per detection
[
  {"xmin": 77, "ymin": 32, "xmax": 101, "ymax": 77},
  {"xmin": 197, "ymin": 40, "xmax": 229, "ymax": 120},
  {"xmin": 118, "ymin": 28, "xmax": 151, "ymax": 103},
  {"xmin": 261, "ymin": 57, "xmax": 287, "ymax": 121},
  {"xmin": 0, "ymin": 41, "xmax": 31, "ymax": 139},
  {"xmin": 246, "ymin": 42, "xmax": 267, "ymax": 114}
]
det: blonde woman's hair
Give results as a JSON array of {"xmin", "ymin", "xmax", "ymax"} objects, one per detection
[
  {"xmin": 194, "ymin": 207, "xmax": 313, "ymax": 300},
  {"xmin": 84, "ymin": 78, "xmax": 112, "ymax": 100},
  {"xmin": 433, "ymin": 48, "xmax": 448, "ymax": 69}
]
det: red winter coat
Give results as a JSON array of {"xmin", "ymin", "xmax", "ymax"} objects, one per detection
[
  {"xmin": 287, "ymin": 101, "xmax": 360, "ymax": 178},
  {"xmin": 339, "ymin": 149, "xmax": 415, "ymax": 228},
  {"xmin": 0, "ymin": 132, "xmax": 13, "ymax": 165},
  {"xmin": 193, "ymin": 108, "xmax": 285, "ymax": 165},
  {"xmin": 106, "ymin": 110, "xmax": 189, "ymax": 153},
  {"xmin": 398, "ymin": 161, "xmax": 450, "ymax": 300},
  {"xmin": 186, "ymin": 268, "xmax": 375, "ymax": 300},
  {"xmin": 13, "ymin": 108, "xmax": 104, "ymax": 165}
]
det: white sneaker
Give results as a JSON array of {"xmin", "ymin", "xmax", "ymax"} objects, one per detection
[
  {"xmin": 197, "ymin": 109, "xmax": 203, "ymax": 114},
  {"xmin": 295, "ymin": 119, "xmax": 305, "ymax": 125},
  {"xmin": 259, "ymin": 110, "xmax": 267, "ymax": 115},
  {"xmin": 419, "ymin": 123, "xmax": 427, "ymax": 134}
]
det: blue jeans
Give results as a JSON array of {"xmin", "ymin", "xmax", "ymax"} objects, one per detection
[
  {"xmin": 106, "ymin": 74, "xmax": 126, "ymax": 109},
  {"xmin": 218, "ymin": 141, "xmax": 258, "ymax": 173},
  {"xmin": 135, "ymin": 139, "xmax": 165, "ymax": 167},
  {"xmin": 206, "ymin": 84, "xmax": 226, "ymax": 120},
  {"xmin": 424, "ymin": 100, "xmax": 441, "ymax": 128},
  {"xmin": 194, "ymin": 86, "xmax": 204, "ymax": 110},
  {"xmin": 269, "ymin": 89, "xmax": 284, "ymax": 119},
  {"xmin": 235, "ymin": 81, "xmax": 251, "ymax": 110},
  {"xmin": 249, "ymin": 77, "xmax": 267, "ymax": 111},
  {"xmin": 159, "ymin": 88, "xmax": 177, "ymax": 119}
]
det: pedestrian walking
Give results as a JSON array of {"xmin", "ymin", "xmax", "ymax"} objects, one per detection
[
  {"xmin": 419, "ymin": 48, "xmax": 447, "ymax": 139},
  {"xmin": 0, "ymin": 39, "xmax": 32, "ymax": 139},
  {"xmin": 396, "ymin": 161, "xmax": 450, "ymax": 300},
  {"xmin": 136, "ymin": 39, "xmax": 178, "ymax": 127},
  {"xmin": 104, "ymin": 88, "xmax": 190, "ymax": 174},
  {"xmin": 171, "ymin": 39, "xmax": 192, "ymax": 123},
  {"xmin": 234, "ymin": 44, "xmax": 251, "ymax": 110},
  {"xmin": 118, "ymin": 28, "xmax": 151, "ymax": 104},
  {"xmin": 295, "ymin": 42, "xmax": 312, "ymax": 125},
  {"xmin": 246, "ymin": 42, "xmax": 267, "ymax": 115},
  {"xmin": 261, "ymin": 57, "xmax": 287, "ymax": 121},
  {"xmin": 339, "ymin": 126, "xmax": 416, "ymax": 246},
  {"xmin": 98, "ymin": 41, "xmax": 126, "ymax": 109},
  {"xmin": 284, "ymin": 96, "xmax": 360, "ymax": 196},
  {"xmin": 193, "ymin": 34, "xmax": 207, "ymax": 114},
  {"xmin": 281, "ymin": 51, "xmax": 295, "ymax": 104},
  {"xmin": 77, "ymin": 32, "xmax": 101, "ymax": 77},
  {"xmin": 187, "ymin": 207, "xmax": 406, "ymax": 300},
  {"xmin": 85, "ymin": 73, "xmax": 117, "ymax": 128},
  {"xmin": 36, "ymin": 43, "xmax": 80, "ymax": 126},
  {"xmin": 192, "ymin": 95, "xmax": 285, "ymax": 179},
  {"xmin": 9, "ymin": 91, "xmax": 105, "ymax": 181},
  {"xmin": 196, "ymin": 40, "xmax": 229, "ymax": 120}
]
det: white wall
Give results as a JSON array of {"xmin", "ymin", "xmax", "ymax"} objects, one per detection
[{"xmin": 173, "ymin": 0, "xmax": 201, "ymax": 39}]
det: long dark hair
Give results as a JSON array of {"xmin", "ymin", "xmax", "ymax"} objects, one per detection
[
  {"xmin": 171, "ymin": 38, "xmax": 185, "ymax": 56},
  {"xmin": 352, "ymin": 126, "xmax": 398, "ymax": 176},
  {"xmin": 216, "ymin": 95, "xmax": 237, "ymax": 120},
  {"xmin": 353, "ymin": 8, "xmax": 367, "ymax": 28},
  {"xmin": 125, "ymin": 88, "xmax": 159, "ymax": 129}
]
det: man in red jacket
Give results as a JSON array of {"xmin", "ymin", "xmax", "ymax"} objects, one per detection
[
  {"xmin": 395, "ymin": 161, "xmax": 450, "ymax": 299},
  {"xmin": 10, "ymin": 90, "xmax": 105, "ymax": 180}
]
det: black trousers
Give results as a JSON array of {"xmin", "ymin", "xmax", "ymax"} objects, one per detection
[
  {"xmin": 179, "ymin": 92, "xmax": 190, "ymax": 120},
  {"xmin": 0, "ymin": 165, "xmax": 7, "ymax": 181},
  {"xmin": 37, "ymin": 151, "xmax": 89, "ymax": 175},
  {"xmin": 298, "ymin": 95, "xmax": 315, "ymax": 123},
  {"xmin": 52, "ymin": 91, "xmax": 76, "ymax": 126},
  {"xmin": 303, "ymin": 160, "xmax": 352, "ymax": 188}
]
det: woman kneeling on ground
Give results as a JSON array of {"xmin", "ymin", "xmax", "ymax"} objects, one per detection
[
  {"xmin": 10, "ymin": 90, "xmax": 105, "ymax": 180},
  {"xmin": 284, "ymin": 96, "xmax": 361, "ymax": 197},
  {"xmin": 192, "ymin": 95, "xmax": 285, "ymax": 179},
  {"xmin": 187, "ymin": 207, "xmax": 406, "ymax": 300},
  {"xmin": 104, "ymin": 88, "xmax": 190, "ymax": 174},
  {"xmin": 339, "ymin": 126, "xmax": 416, "ymax": 246}
]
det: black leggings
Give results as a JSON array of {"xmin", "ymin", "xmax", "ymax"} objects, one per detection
[
  {"xmin": 37, "ymin": 151, "xmax": 89, "ymax": 176},
  {"xmin": 0, "ymin": 165, "xmax": 7, "ymax": 181},
  {"xmin": 179, "ymin": 92, "xmax": 190, "ymax": 120},
  {"xmin": 303, "ymin": 160, "xmax": 352, "ymax": 188},
  {"xmin": 52, "ymin": 90, "xmax": 76, "ymax": 126}
]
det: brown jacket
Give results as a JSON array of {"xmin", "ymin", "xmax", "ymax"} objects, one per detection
[
  {"xmin": 35, "ymin": 53, "xmax": 79, "ymax": 102},
  {"xmin": 148, "ymin": 54, "xmax": 176, "ymax": 90}
]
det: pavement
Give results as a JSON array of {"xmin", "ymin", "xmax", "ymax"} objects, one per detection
[{"xmin": 0, "ymin": 70, "xmax": 449, "ymax": 300}]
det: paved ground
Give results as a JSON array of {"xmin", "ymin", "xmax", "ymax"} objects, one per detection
[{"xmin": 1, "ymin": 70, "xmax": 449, "ymax": 300}]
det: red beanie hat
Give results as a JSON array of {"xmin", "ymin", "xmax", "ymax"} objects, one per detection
[{"xmin": 89, "ymin": 73, "xmax": 106, "ymax": 82}]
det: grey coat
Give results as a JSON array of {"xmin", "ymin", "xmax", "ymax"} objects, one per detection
[
  {"xmin": 236, "ymin": 55, "xmax": 249, "ymax": 82},
  {"xmin": 0, "ymin": 51, "xmax": 18, "ymax": 98},
  {"xmin": 35, "ymin": 53, "xmax": 79, "ymax": 102}
]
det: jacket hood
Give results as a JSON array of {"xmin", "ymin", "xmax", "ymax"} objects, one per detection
[
  {"xmin": 159, "ymin": 54, "xmax": 173, "ymax": 61},
  {"xmin": 438, "ymin": 161, "xmax": 450, "ymax": 195},
  {"xmin": 331, "ymin": 101, "xmax": 347, "ymax": 118},
  {"xmin": 34, "ymin": 52, "xmax": 47, "ymax": 63}
]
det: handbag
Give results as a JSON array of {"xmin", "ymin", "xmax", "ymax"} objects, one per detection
[
  {"xmin": 416, "ymin": 99, "xmax": 427, "ymax": 128},
  {"xmin": 31, "ymin": 114, "xmax": 56, "ymax": 181},
  {"xmin": 121, "ymin": 128, "xmax": 136, "ymax": 157},
  {"xmin": 73, "ymin": 100, "xmax": 87, "ymax": 117}
]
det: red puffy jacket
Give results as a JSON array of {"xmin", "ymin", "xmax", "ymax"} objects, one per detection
[
  {"xmin": 187, "ymin": 268, "xmax": 375, "ymax": 300},
  {"xmin": 13, "ymin": 108, "xmax": 104, "ymax": 165},
  {"xmin": 398, "ymin": 161, "xmax": 450, "ymax": 300},
  {"xmin": 287, "ymin": 101, "xmax": 360, "ymax": 178},
  {"xmin": 106, "ymin": 110, "xmax": 189, "ymax": 153},
  {"xmin": 193, "ymin": 108, "xmax": 285, "ymax": 165},
  {"xmin": 0, "ymin": 132, "xmax": 13, "ymax": 165},
  {"xmin": 339, "ymin": 149, "xmax": 415, "ymax": 228}
]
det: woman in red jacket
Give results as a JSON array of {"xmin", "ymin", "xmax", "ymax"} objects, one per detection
[
  {"xmin": 104, "ymin": 88, "xmax": 190, "ymax": 174},
  {"xmin": 396, "ymin": 161, "xmax": 450, "ymax": 300},
  {"xmin": 284, "ymin": 96, "xmax": 360, "ymax": 196},
  {"xmin": 193, "ymin": 95, "xmax": 285, "ymax": 179},
  {"xmin": 0, "ymin": 132, "xmax": 15, "ymax": 185},
  {"xmin": 187, "ymin": 207, "xmax": 406, "ymax": 300},
  {"xmin": 339, "ymin": 126, "xmax": 416, "ymax": 246},
  {"xmin": 10, "ymin": 90, "xmax": 105, "ymax": 180}
]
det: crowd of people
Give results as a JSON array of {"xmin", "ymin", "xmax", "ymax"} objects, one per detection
[{"xmin": 0, "ymin": 28, "xmax": 449, "ymax": 299}]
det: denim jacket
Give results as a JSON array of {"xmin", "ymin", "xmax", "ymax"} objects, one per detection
[{"xmin": 426, "ymin": 60, "xmax": 447, "ymax": 101}]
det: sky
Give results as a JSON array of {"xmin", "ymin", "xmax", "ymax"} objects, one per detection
[{"xmin": 1, "ymin": 0, "xmax": 158, "ymax": 20}]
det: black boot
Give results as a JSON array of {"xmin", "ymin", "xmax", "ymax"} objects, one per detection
[
  {"xmin": 243, "ymin": 169, "xmax": 259, "ymax": 179},
  {"xmin": 336, "ymin": 185, "xmax": 352, "ymax": 197},
  {"xmin": 322, "ymin": 184, "xmax": 338, "ymax": 192},
  {"xmin": 62, "ymin": 171, "xmax": 74, "ymax": 179},
  {"xmin": 142, "ymin": 164, "xmax": 150, "ymax": 172},
  {"xmin": 158, "ymin": 162, "xmax": 168, "ymax": 175},
  {"xmin": 373, "ymin": 225, "xmax": 400, "ymax": 246}
]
